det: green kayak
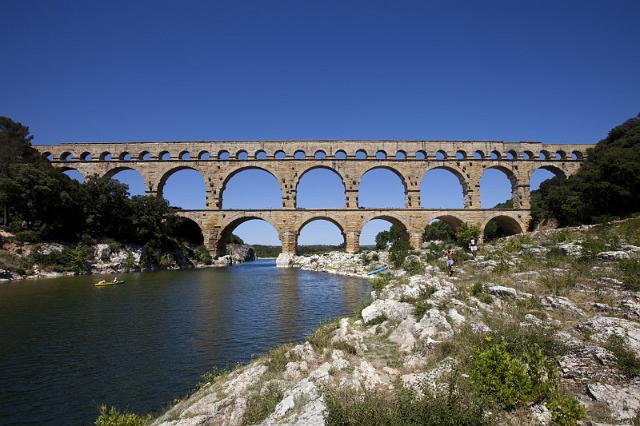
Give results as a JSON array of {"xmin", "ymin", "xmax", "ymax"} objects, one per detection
[{"xmin": 95, "ymin": 280, "xmax": 125, "ymax": 287}]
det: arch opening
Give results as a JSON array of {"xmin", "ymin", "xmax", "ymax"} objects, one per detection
[
  {"xmin": 159, "ymin": 168, "xmax": 206, "ymax": 209},
  {"xmin": 297, "ymin": 218, "xmax": 345, "ymax": 254},
  {"xmin": 42, "ymin": 152, "xmax": 53, "ymax": 161},
  {"xmin": 80, "ymin": 152, "xmax": 93, "ymax": 161},
  {"xmin": 395, "ymin": 150, "xmax": 407, "ymax": 160},
  {"xmin": 473, "ymin": 150, "xmax": 484, "ymax": 160},
  {"xmin": 198, "ymin": 151, "xmax": 210, "ymax": 160},
  {"xmin": 274, "ymin": 150, "xmax": 286, "ymax": 159},
  {"xmin": 100, "ymin": 152, "xmax": 113, "ymax": 161},
  {"xmin": 294, "ymin": 150, "xmax": 306, "ymax": 159},
  {"xmin": 108, "ymin": 168, "xmax": 146, "ymax": 197},
  {"xmin": 360, "ymin": 217, "xmax": 409, "ymax": 249},
  {"xmin": 170, "ymin": 217, "xmax": 204, "ymax": 246},
  {"xmin": 480, "ymin": 167, "xmax": 515, "ymax": 208},
  {"xmin": 490, "ymin": 150, "xmax": 501, "ymax": 160},
  {"xmin": 415, "ymin": 150, "xmax": 426, "ymax": 160},
  {"xmin": 216, "ymin": 217, "xmax": 281, "ymax": 258},
  {"xmin": 314, "ymin": 150, "xmax": 327, "ymax": 159},
  {"xmin": 420, "ymin": 168, "xmax": 465, "ymax": 208},
  {"xmin": 255, "ymin": 150, "xmax": 267, "ymax": 160},
  {"xmin": 505, "ymin": 150, "xmax": 516, "ymax": 160},
  {"xmin": 60, "ymin": 152, "xmax": 73, "ymax": 161},
  {"xmin": 359, "ymin": 167, "xmax": 406, "ymax": 208},
  {"xmin": 120, "ymin": 152, "xmax": 132, "ymax": 161},
  {"xmin": 375, "ymin": 150, "xmax": 387, "ymax": 160},
  {"xmin": 523, "ymin": 151, "xmax": 533, "ymax": 160},
  {"xmin": 296, "ymin": 167, "xmax": 345, "ymax": 208},
  {"xmin": 455, "ymin": 150, "xmax": 466, "ymax": 160},
  {"xmin": 221, "ymin": 168, "xmax": 282, "ymax": 209},
  {"xmin": 159, "ymin": 151, "xmax": 171, "ymax": 161},
  {"xmin": 483, "ymin": 216, "xmax": 523, "ymax": 241},
  {"xmin": 571, "ymin": 151, "xmax": 583, "ymax": 161},
  {"xmin": 530, "ymin": 166, "xmax": 566, "ymax": 191},
  {"xmin": 236, "ymin": 150, "xmax": 248, "ymax": 160},
  {"xmin": 334, "ymin": 150, "xmax": 347, "ymax": 159},
  {"xmin": 423, "ymin": 216, "xmax": 463, "ymax": 242},
  {"xmin": 435, "ymin": 150, "xmax": 447, "ymax": 160},
  {"xmin": 179, "ymin": 151, "xmax": 191, "ymax": 160},
  {"xmin": 62, "ymin": 168, "xmax": 84, "ymax": 183},
  {"xmin": 355, "ymin": 149, "xmax": 367, "ymax": 159},
  {"xmin": 139, "ymin": 151, "xmax": 152, "ymax": 161},
  {"xmin": 218, "ymin": 150, "xmax": 230, "ymax": 160}
]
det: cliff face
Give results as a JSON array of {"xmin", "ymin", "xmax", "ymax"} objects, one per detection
[
  {"xmin": 210, "ymin": 244, "xmax": 256, "ymax": 266},
  {"xmin": 152, "ymin": 218, "xmax": 640, "ymax": 426}
]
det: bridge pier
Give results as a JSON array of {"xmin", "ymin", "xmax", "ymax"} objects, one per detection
[{"xmin": 345, "ymin": 230, "xmax": 360, "ymax": 253}]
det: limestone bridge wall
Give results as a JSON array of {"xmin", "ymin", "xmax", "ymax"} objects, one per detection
[{"xmin": 36, "ymin": 140, "xmax": 591, "ymax": 255}]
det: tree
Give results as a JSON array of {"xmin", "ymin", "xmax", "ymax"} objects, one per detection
[
  {"xmin": 423, "ymin": 220, "xmax": 455, "ymax": 241},
  {"xmin": 532, "ymin": 114, "xmax": 640, "ymax": 226},
  {"xmin": 375, "ymin": 224, "xmax": 403, "ymax": 249}
]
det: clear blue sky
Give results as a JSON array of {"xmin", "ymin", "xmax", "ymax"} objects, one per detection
[{"xmin": 2, "ymin": 1, "xmax": 638, "ymax": 246}]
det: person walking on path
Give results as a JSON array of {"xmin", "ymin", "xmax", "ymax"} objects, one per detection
[
  {"xmin": 445, "ymin": 249, "xmax": 455, "ymax": 276},
  {"xmin": 469, "ymin": 238, "xmax": 478, "ymax": 259}
]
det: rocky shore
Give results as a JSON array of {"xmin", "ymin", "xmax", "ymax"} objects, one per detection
[
  {"xmin": 0, "ymin": 230, "xmax": 256, "ymax": 281},
  {"xmin": 147, "ymin": 218, "xmax": 640, "ymax": 425}
]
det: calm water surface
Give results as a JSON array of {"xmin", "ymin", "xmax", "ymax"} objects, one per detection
[{"xmin": 0, "ymin": 260, "xmax": 369, "ymax": 425}]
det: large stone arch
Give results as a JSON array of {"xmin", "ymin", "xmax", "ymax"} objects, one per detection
[
  {"xmin": 421, "ymin": 165, "xmax": 468, "ymax": 208},
  {"xmin": 157, "ymin": 165, "xmax": 208, "ymax": 209},
  {"xmin": 296, "ymin": 216, "xmax": 346, "ymax": 254},
  {"xmin": 359, "ymin": 165, "xmax": 408, "ymax": 208},
  {"xmin": 295, "ymin": 165, "xmax": 346, "ymax": 208},
  {"xmin": 480, "ymin": 165, "xmax": 521, "ymax": 208},
  {"xmin": 215, "ymin": 216, "xmax": 281, "ymax": 256},
  {"xmin": 218, "ymin": 165, "xmax": 284, "ymax": 209},
  {"xmin": 429, "ymin": 214, "xmax": 465, "ymax": 232}
]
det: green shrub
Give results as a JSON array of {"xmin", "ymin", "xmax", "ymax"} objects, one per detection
[
  {"xmin": 308, "ymin": 321, "xmax": 339, "ymax": 351},
  {"xmin": 618, "ymin": 217, "xmax": 640, "ymax": 245},
  {"xmin": 469, "ymin": 336, "xmax": 556, "ymax": 410},
  {"xmin": 620, "ymin": 257, "xmax": 640, "ymax": 291},
  {"xmin": 470, "ymin": 282, "xmax": 492, "ymax": 304},
  {"xmin": 546, "ymin": 394, "xmax": 587, "ymax": 426},
  {"xmin": 504, "ymin": 235, "xmax": 532, "ymax": 253},
  {"xmin": 242, "ymin": 382, "xmax": 283, "ymax": 425},
  {"xmin": 606, "ymin": 334, "xmax": 640, "ymax": 377},
  {"xmin": 423, "ymin": 221, "xmax": 455, "ymax": 242},
  {"xmin": 455, "ymin": 223, "xmax": 481, "ymax": 248},
  {"xmin": 369, "ymin": 273, "xmax": 392, "ymax": 293},
  {"xmin": 389, "ymin": 239, "xmax": 409, "ymax": 267},
  {"xmin": 402, "ymin": 255, "xmax": 425, "ymax": 275},
  {"xmin": 580, "ymin": 236, "xmax": 608, "ymax": 259},
  {"xmin": 266, "ymin": 344, "xmax": 293, "ymax": 373},
  {"xmin": 15, "ymin": 230, "xmax": 40, "ymax": 242},
  {"xmin": 95, "ymin": 406, "xmax": 151, "ymax": 426},
  {"xmin": 540, "ymin": 272, "xmax": 577, "ymax": 296},
  {"xmin": 193, "ymin": 245, "xmax": 212, "ymax": 265},
  {"xmin": 125, "ymin": 253, "xmax": 135, "ymax": 271},
  {"xmin": 492, "ymin": 259, "xmax": 511, "ymax": 274}
]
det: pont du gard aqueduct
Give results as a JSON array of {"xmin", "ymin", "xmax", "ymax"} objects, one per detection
[{"xmin": 36, "ymin": 140, "xmax": 591, "ymax": 257}]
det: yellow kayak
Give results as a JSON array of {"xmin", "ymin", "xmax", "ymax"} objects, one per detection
[{"xmin": 95, "ymin": 280, "xmax": 125, "ymax": 287}]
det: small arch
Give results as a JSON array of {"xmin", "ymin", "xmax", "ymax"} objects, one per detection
[
  {"xmin": 218, "ymin": 150, "xmax": 230, "ymax": 160},
  {"xmin": 159, "ymin": 151, "xmax": 171, "ymax": 161},
  {"xmin": 490, "ymin": 150, "xmax": 501, "ymax": 160},
  {"xmin": 100, "ymin": 152, "xmax": 113, "ymax": 161},
  {"xmin": 80, "ymin": 152, "xmax": 93, "ymax": 161},
  {"xmin": 523, "ymin": 151, "xmax": 534, "ymax": 160},
  {"xmin": 530, "ymin": 166, "xmax": 566, "ymax": 191},
  {"xmin": 179, "ymin": 151, "xmax": 191, "ymax": 160},
  {"xmin": 255, "ymin": 150, "xmax": 267, "ymax": 160},
  {"xmin": 555, "ymin": 150, "xmax": 566, "ymax": 160},
  {"xmin": 42, "ymin": 152, "xmax": 53, "ymax": 161},
  {"xmin": 435, "ymin": 150, "xmax": 447, "ymax": 160},
  {"xmin": 198, "ymin": 151, "xmax": 210, "ymax": 160},
  {"xmin": 294, "ymin": 150, "xmax": 306, "ymax": 159},
  {"xmin": 423, "ymin": 216, "xmax": 463, "ymax": 242},
  {"xmin": 455, "ymin": 150, "xmax": 467, "ymax": 160},
  {"xmin": 415, "ymin": 150, "xmax": 427, "ymax": 160},
  {"xmin": 571, "ymin": 151, "xmax": 583, "ymax": 161},
  {"xmin": 314, "ymin": 150, "xmax": 327, "ymax": 159},
  {"xmin": 139, "ymin": 151, "xmax": 152, "ymax": 160},
  {"xmin": 483, "ymin": 215, "xmax": 524, "ymax": 241},
  {"xmin": 60, "ymin": 152, "xmax": 73, "ymax": 161},
  {"xmin": 334, "ymin": 150, "xmax": 347, "ymax": 159},
  {"xmin": 375, "ymin": 150, "xmax": 387, "ymax": 160},
  {"xmin": 119, "ymin": 152, "xmax": 132, "ymax": 161},
  {"xmin": 539, "ymin": 150, "xmax": 550, "ymax": 160},
  {"xmin": 395, "ymin": 150, "xmax": 407, "ymax": 160},
  {"xmin": 431, "ymin": 215, "xmax": 464, "ymax": 232},
  {"xmin": 473, "ymin": 150, "xmax": 485, "ymax": 160},
  {"xmin": 274, "ymin": 150, "xmax": 286, "ymax": 159},
  {"xmin": 355, "ymin": 149, "xmax": 368, "ymax": 159},
  {"xmin": 236, "ymin": 150, "xmax": 248, "ymax": 160},
  {"xmin": 505, "ymin": 150, "xmax": 516, "ymax": 160},
  {"xmin": 297, "ymin": 218, "xmax": 345, "ymax": 252}
]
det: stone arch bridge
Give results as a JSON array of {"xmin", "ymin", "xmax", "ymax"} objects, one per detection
[{"xmin": 36, "ymin": 140, "xmax": 591, "ymax": 256}]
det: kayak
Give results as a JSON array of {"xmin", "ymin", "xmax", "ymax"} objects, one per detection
[
  {"xmin": 367, "ymin": 265, "xmax": 389, "ymax": 276},
  {"xmin": 94, "ymin": 280, "xmax": 125, "ymax": 287}
]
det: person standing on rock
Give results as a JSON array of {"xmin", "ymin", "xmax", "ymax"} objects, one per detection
[
  {"xmin": 469, "ymin": 238, "xmax": 478, "ymax": 259},
  {"xmin": 445, "ymin": 249, "xmax": 455, "ymax": 276}
]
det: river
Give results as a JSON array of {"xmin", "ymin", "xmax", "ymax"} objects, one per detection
[{"xmin": 0, "ymin": 259, "xmax": 370, "ymax": 425}]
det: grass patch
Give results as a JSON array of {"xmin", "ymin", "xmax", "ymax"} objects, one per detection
[
  {"xmin": 95, "ymin": 406, "xmax": 152, "ymax": 426},
  {"xmin": 413, "ymin": 286, "xmax": 437, "ymax": 318},
  {"xmin": 540, "ymin": 271, "xmax": 578, "ymax": 296},
  {"xmin": 324, "ymin": 381, "xmax": 490, "ymax": 426},
  {"xmin": 619, "ymin": 257, "xmax": 640, "ymax": 291},
  {"xmin": 266, "ymin": 344, "xmax": 294, "ymax": 373},
  {"xmin": 369, "ymin": 273, "xmax": 392, "ymax": 293},
  {"xmin": 242, "ymin": 382, "xmax": 284, "ymax": 425},
  {"xmin": 470, "ymin": 282, "xmax": 492, "ymax": 304},
  {"xmin": 308, "ymin": 320, "xmax": 340, "ymax": 351},
  {"xmin": 606, "ymin": 334, "xmax": 640, "ymax": 377}
]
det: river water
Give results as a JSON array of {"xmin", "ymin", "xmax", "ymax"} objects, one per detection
[{"xmin": 0, "ymin": 260, "xmax": 369, "ymax": 425}]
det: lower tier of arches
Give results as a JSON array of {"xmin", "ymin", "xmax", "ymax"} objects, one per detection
[{"xmin": 176, "ymin": 208, "xmax": 531, "ymax": 257}]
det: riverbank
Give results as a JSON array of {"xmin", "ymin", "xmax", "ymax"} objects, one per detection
[
  {"xmin": 121, "ymin": 217, "xmax": 640, "ymax": 425},
  {"xmin": 0, "ymin": 230, "xmax": 256, "ymax": 281}
]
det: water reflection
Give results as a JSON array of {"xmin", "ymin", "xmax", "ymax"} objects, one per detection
[{"xmin": 0, "ymin": 260, "xmax": 369, "ymax": 425}]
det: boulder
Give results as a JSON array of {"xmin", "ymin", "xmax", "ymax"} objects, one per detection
[
  {"xmin": 226, "ymin": 244, "xmax": 255, "ymax": 263},
  {"xmin": 487, "ymin": 285, "xmax": 518, "ymax": 298},
  {"xmin": 276, "ymin": 253, "xmax": 295, "ymax": 268},
  {"xmin": 413, "ymin": 308, "xmax": 453, "ymax": 342},
  {"xmin": 597, "ymin": 251, "xmax": 630, "ymax": 261},
  {"xmin": 361, "ymin": 299, "xmax": 413, "ymax": 324},
  {"xmin": 587, "ymin": 381, "xmax": 640, "ymax": 421},
  {"xmin": 576, "ymin": 316, "xmax": 640, "ymax": 352},
  {"xmin": 542, "ymin": 296, "xmax": 586, "ymax": 317}
]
